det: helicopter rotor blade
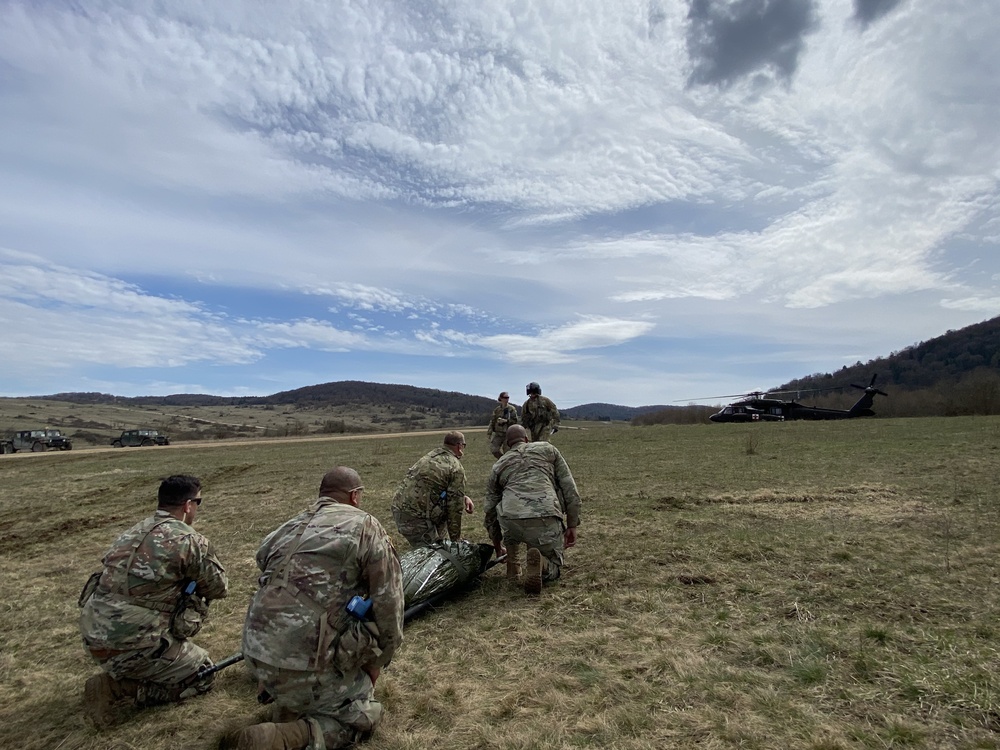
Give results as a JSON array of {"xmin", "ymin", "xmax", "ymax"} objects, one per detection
[
  {"xmin": 671, "ymin": 393, "xmax": 761, "ymax": 403},
  {"xmin": 673, "ymin": 385, "xmax": 842, "ymax": 404}
]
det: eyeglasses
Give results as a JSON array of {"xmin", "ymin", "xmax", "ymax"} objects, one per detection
[
  {"xmin": 348, "ymin": 486, "xmax": 364, "ymax": 494},
  {"xmin": 187, "ymin": 496, "xmax": 203, "ymax": 506}
]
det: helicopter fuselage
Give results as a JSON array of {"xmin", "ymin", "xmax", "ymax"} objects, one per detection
[{"xmin": 709, "ymin": 393, "xmax": 878, "ymax": 423}]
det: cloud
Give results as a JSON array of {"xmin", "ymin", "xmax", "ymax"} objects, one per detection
[
  {"xmin": 0, "ymin": 2, "xmax": 997, "ymax": 404},
  {"xmin": 252, "ymin": 320, "xmax": 368, "ymax": 352},
  {"xmin": 686, "ymin": 0, "xmax": 820, "ymax": 87},
  {"xmin": 0, "ymin": 250, "xmax": 261, "ymax": 374},
  {"xmin": 475, "ymin": 316, "xmax": 656, "ymax": 365},
  {"xmin": 852, "ymin": 0, "xmax": 906, "ymax": 29},
  {"xmin": 940, "ymin": 297, "xmax": 1000, "ymax": 314}
]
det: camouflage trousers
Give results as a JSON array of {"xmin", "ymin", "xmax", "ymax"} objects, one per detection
[
  {"xmin": 245, "ymin": 656, "xmax": 382, "ymax": 750},
  {"xmin": 392, "ymin": 508, "xmax": 447, "ymax": 548},
  {"xmin": 529, "ymin": 427, "xmax": 553, "ymax": 442},
  {"xmin": 93, "ymin": 635, "xmax": 213, "ymax": 703},
  {"xmin": 497, "ymin": 516, "xmax": 565, "ymax": 581},
  {"xmin": 488, "ymin": 434, "xmax": 508, "ymax": 459}
]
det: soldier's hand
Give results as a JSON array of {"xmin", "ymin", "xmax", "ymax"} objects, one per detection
[
  {"xmin": 564, "ymin": 527, "xmax": 578, "ymax": 549},
  {"xmin": 463, "ymin": 496, "xmax": 474, "ymax": 514}
]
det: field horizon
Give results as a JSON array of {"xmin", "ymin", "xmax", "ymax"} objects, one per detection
[{"xmin": 3, "ymin": 416, "xmax": 1000, "ymax": 749}]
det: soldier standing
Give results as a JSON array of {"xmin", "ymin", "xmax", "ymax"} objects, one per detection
[
  {"xmin": 79, "ymin": 475, "xmax": 228, "ymax": 728},
  {"xmin": 485, "ymin": 425, "xmax": 581, "ymax": 595},
  {"xmin": 486, "ymin": 391, "xmax": 519, "ymax": 459},
  {"xmin": 230, "ymin": 467, "xmax": 405, "ymax": 750},
  {"xmin": 521, "ymin": 382, "xmax": 560, "ymax": 442},
  {"xmin": 390, "ymin": 431, "xmax": 474, "ymax": 547}
]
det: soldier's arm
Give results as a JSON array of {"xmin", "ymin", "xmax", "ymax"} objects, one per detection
[
  {"xmin": 445, "ymin": 464, "xmax": 467, "ymax": 541},
  {"xmin": 359, "ymin": 518, "xmax": 405, "ymax": 669},
  {"xmin": 553, "ymin": 451, "xmax": 581, "ymax": 529},
  {"xmin": 484, "ymin": 470, "xmax": 503, "ymax": 546},
  {"xmin": 189, "ymin": 536, "xmax": 229, "ymax": 600},
  {"xmin": 549, "ymin": 400, "xmax": 560, "ymax": 427}
]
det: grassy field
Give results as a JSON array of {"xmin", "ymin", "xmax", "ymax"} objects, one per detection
[{"xmin": 2, "ymin": 417, "xmax": 1000, "ymax": 749}]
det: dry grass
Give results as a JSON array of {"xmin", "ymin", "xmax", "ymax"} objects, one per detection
[{"xmin": 2, "ymin": 417, "xmax": 1000, "ymax": 749}]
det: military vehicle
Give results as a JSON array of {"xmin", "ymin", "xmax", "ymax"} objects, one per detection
[
  {"xmin": 706, "ymin": 375, "xmax": 888, "ymax": 423},
  {"xmin": 0, "ymin": 438, "xmax": 14, "ymax": 454},
  {"xmin": 9, "ymin": 429, "xmax": 73, "ymax": 452},
  {"xmin": 111, "ymin": 429, "xmax": 170, "ymax": 447}
]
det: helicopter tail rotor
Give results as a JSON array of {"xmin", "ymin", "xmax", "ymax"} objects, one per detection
[{"xmin": 850, "ymin": 373, "xmax": 888, "ymax": 397}]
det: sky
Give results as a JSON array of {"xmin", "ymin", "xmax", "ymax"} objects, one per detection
[{"xmin": 1, "ymin": 0, "xmax": 998, "ymax": 407}]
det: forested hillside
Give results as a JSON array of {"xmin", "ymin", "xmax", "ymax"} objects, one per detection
[
  {"xmin": 635, "ymin": 315, "xmax": 1000, "ymax": 424},
  {"xmin": 780, "ymin": 315, "xmax": 1000, "ymax": 393}
]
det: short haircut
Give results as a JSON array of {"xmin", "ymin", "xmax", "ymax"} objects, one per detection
[
  {"xmin": 158, "ymin": 475, "xmax": 201, "ymax": 507},
  {"xmin": 443, "ymin": 431, "xmax": 465, "ymax": 447},
  {"xmin": 319, "ymin": 466, "xmax": 362, "ymax": 497}
]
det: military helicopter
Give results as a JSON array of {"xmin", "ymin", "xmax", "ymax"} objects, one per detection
[{"xmin": 704, "ymin": 374, "xmax": 888, "ymax": 423}]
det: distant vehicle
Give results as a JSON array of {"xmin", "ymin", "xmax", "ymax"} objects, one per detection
[
  {"xmin": 0, "ymin": 438, "xmax": 13, "ymax": 454},
  {"xmin": 111, "ymin": 429, "xmax": 170, "ymax": 448},
  {"xmin": 7, "ymin": 429, "xmax": 74, "ymax": 452},
  {"xmin": 707, "ymin": 375, "xmax": 888, "ymax": 423}
]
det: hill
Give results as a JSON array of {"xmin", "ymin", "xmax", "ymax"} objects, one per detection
[
  {"xmin": 778, "ymin": 315, "xmax": 1000, "ymax": 393},
  {"xmin": 635, "ymin": 314, "xmax": 1000, "ymax": 424},
  {"xmin": 43, "ymin": 381, "xmax": 496, "ymax": 420},
  {"xmin": 561, "ymin": 402, "xmax": 669, "ymax": 421}
]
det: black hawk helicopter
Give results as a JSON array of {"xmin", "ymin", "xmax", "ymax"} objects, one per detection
[{"xmin": 704, "ymin": 374, "xmax": 888, "ymax": 423}]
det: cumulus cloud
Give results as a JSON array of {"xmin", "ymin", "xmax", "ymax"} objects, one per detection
[{"xmin": 475, "ymin": 316, "xmax": 656, "ymax": 365}]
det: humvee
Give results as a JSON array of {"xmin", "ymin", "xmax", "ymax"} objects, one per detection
[
  {"xmin": 11, "ymin": 429, "xmax": 73, "ymax": 452},
  {"xmin": 111, "ymin": 429, "xmax": 170, "ymax": 448}
]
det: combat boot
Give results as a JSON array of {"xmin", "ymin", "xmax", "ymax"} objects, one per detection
[
  {"xmin": 524, "ymin": 548, "xmax": 543, "ymax": 595},
  {"xmin": 83, "ymin": 672, "xmax": 139, "ymax": 729},
  {"xmin": 506, "ymin": 542, "xmax": 522, "ymax": 582},
  {"xmin": 230, "ymin": 719, "xmax": 312, "ymax": 750}
]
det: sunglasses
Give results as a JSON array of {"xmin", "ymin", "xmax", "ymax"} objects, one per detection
[{"xmin": 187, "ymin": 496, "xmax": 203, "ymax": 506}]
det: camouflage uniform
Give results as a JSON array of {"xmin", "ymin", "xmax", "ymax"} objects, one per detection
[
  {"xmin": 484, "ymin": 441, "xmax": 581, "ymax": 581},
  {"xmin": 391, "ymin": 447, "xmax": 467, "ymax": 547},
  {"xmin": 79, "ymin": 510, "xmax": 228, "ymax": 702},
  {"xmin": 487, "ymin": 403, "xmax": 519, "ymax": 458},
  {"xmin": 242, "ymin": 498, "xmax": 404, "ymax": 749},
  {"xmin": 521, "ymin": 395, "xmax": 560, "ymax": 442}
]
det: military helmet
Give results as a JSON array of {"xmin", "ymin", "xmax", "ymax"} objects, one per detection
[{"xmin": 526, "ymin": 382, "xmax": 541, "ymax": 396}]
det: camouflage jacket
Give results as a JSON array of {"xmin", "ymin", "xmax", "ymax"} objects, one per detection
[
  {"xmin": 484, "ymin": 441, "xmax": 581, "ymax": 543},
  {"xmin": 79, "ymin": 510, "xmax": 228, "ymax": 652},
  {"xmin": 520, "ymin": 396, "xmax": 560, "ymax": 441},
  {"xmin": 487, "ymin": 404, "xmax": 519, "ymax": 439},
  {"xmin": 242, "ymin": 499, "xmax": 404, "ymax": 673},
  {"xmin": 391, "ymin": 447, "xmax": 467, "ymax": 541}
]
